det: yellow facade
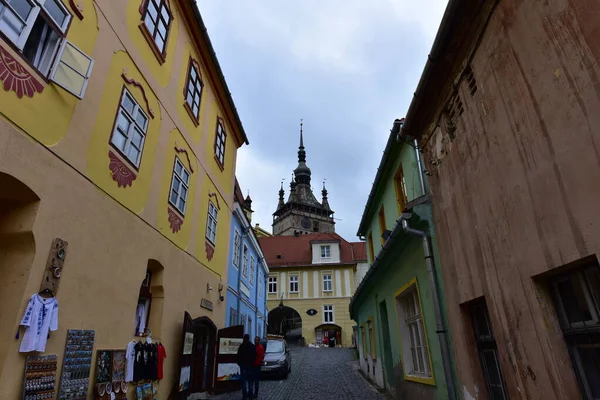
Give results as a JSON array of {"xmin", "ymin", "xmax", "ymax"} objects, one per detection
[
  {"xmin": 0, "ymin": 0, "xmax": 247, "ymax": 398},
  {"xmin": 267, "ymin": 264, "xmax": 356, "ymax": 347}
]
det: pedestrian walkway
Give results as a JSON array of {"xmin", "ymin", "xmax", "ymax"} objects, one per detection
[{"xmin": 211, "ymin": 347, "xmax": 384, "ymax": 400}]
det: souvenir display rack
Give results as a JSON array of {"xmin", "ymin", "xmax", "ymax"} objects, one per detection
[
  {"xmin": 57, "ymin": 329, "xmax": 95, "ymax": 400},
  {"xmin": 22, "ymin": 354, "xmax": 58, "ymax": 400},
  {"xmin": 94, "ymin": 349, "xmax": 127, "ymax": 399}
]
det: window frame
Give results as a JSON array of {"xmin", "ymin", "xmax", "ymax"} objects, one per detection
[
  {"xmin": 378, "ymin": 206, "xmax": 386, "ymax": 245},
  {"xmin": 109, "ymin": 87, "xmax": 149, "ymax": 169},
  {"xmin": 229, "ymin": 308, "xmax": 238, "ymax": 327},
  {"xmin": 258, "ymin": 271, "xmax": 263, "ymax": 298},
  {"xmin": 394, "ymin": 165, "xmax": 408, "ymax": 213},
  {"xmin": 323, "ymin": 304, "xmax": 334, "ymax": 324},
  {"xmin": 232, "ymin": 230, "xmax": 241, "ymax": 267},
  {"xmin": 289, "ymin": 274, "xmax": 299, "ymax": 293},
  {"xmin": 183, "ymin": 57, "xmax": 203, "ymax": 124},
  {"xmin": 49, "ymin": 39, "xmax": 94, "ymax": 98},
  {"xmin": 360, "ymin": 323, "xmax": 367, "ymax": 357},
  {"xmin": 322, "ymin": 273, "xmax": 333, "ymax": 293},
  {"xmin": 140, "ymin": 0, "xmax": 173, "ymax": 63},
  {"xmin": 168, "ymin": 157, "xmax": 190, "ymax": 216},
  {"xmin": 367, "ymin": 232, "xmax": 375, "ymax": 263},
  {"xmin": 249, "ymin": 255, "xmax": 255, "ymax": 285},
  {"xmin": 205, "ymin": 201, "xmax": 218, "ymax": 245},
  {"xmin": 320, "ymin": 245, "xmax": 331, "ymax": 259},
  {"xmin": 268, "ymin": 275, "xmax": 277, "ymax": 294},
  {"xmin": 368, "ymin": 317, "xmax": 377, "ymax": 359},
  {"xmin": 214, "ymin": 118, "xmax": 226, "ymax": 169},
  {"xmin": 242, "ymin": 245, "xmax": 249, "ymax": 278}
]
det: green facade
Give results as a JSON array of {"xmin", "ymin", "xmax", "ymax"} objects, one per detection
[{"xmin": 351, "ymin": 131, "xmax": 456, "ymax": 400}]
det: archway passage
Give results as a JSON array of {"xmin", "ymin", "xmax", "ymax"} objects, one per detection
[
  {"xmin": 268, "ymin": 306, "xmax": 302, "ymax": 345},
  {"xmin": 0, "ymin": 173, "xmax": 40, "ymax": 376},
  {"xmin": 315, "ymin": 324, "xmax": 343, "ymax": 347}
]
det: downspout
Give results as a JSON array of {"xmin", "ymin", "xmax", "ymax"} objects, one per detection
[{"xmin": 401, "ymin": 216, "xmax": 456, "ymax": 400}]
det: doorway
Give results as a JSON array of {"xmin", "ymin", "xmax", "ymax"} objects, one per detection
[
  {"xmin": 268, "ymin": 306, "xmax": 302, "ymax": 345},
  {"xmin": 379, "ymin": 300, "xmax": 394, "ymax": 387}
]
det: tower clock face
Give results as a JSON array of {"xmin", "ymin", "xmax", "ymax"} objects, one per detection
[{"xmin": 301, "ymin": 216, "xmax": 311, "ymax": 229}]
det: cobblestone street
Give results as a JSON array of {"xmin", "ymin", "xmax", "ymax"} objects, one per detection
[{"xmin": 211, "ymin": 347, "xmax": 385, "ymax": 400}]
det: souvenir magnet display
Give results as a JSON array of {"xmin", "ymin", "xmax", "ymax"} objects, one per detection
[
  {"xmin": 57, "ymin": 329, "xmax": 95, "ymax": 400},
  {"xmin": 22, "ymin": 354, "xmax": 58, "ymax": 400}
]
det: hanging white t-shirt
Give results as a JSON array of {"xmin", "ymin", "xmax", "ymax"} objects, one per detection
[
  {"xmin": 19, "ymin": 294, "xmax": 59, "ymax": 352},
  {"xmin": 125, "ymin": 341, "xmax": 136, "ymax": 382},
  {"xmin": 135, "ymin": 303, "xmax": 146, "ymax": 336}
]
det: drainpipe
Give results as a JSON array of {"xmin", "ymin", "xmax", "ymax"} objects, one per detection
[{"xmin": 401, "ymin": 215, "xmax": 456, "ymax": 400}]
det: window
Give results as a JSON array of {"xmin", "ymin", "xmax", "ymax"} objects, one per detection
[
  {"xmin": 548, "ymin": 263, "xmax": 600, "ymax": 400},
  {"xmin": 323, "ymin": 273, "xmax": 332, "ymax": 292},
  {"xmin": 396, "ymin": 285, "xmax": 431, "ymax": 379},
  {"xmin": 134, "ymin": 271, "xmax": 152, "ymax": 336},
  {"xmin": 229, "ymin": 308, "xmax": 238, "ymax": 327},
  {"xmin": 0, "ymin": 0, "xmax": 94, "ymax": 97},
  {"xmin": 205, "ymin": 202, "xmax": 218, "ymax": 244},
  {"xmin": 323, "ymin": 304, "xmax": 334, "ymax": 323},
  {"xmin": 168, "ymin": 158, "xmax": 190, "ymax": 215},
  {"xmin": 184, "ymin": 59, "xmax": 203, "ymax": 121},
  {"xmin": 313, "ymin": 220, "xmax": 319, "ymax": 232},
  {"xmin": 378, "ymin": 206, "xmax": 386, "ymax": 245},
  {"xmin": 367, "ymin": 233, "xmax": 375, "ymax": 263},
  {"xmin": 141, "ymin": 0, "xmax": 172, "ymax": 56},
  {"xmin": 469, "ymin": 298, "xmax": 508, "ymax": 400},
  {"xmin": 289, "ymin": 275, "xmax": 299, "ymax": 293},
  {"xmin": 258, "ymin": 271, "xmax": 263, "ymax": 298},
  {"xmin": 394, "ymin": 165, "xmax": 408, "ymax": 212},
  {"xmin": 214, "ymin": 118, "xmax": 226, "ymax": 167},
  {"xmin": 242, "ymin": 245, "xmax": 248, "ymax": 278},
  {"xmin": 361, "ymin": 323, "xmax": 367, "ymax": 356},
  {"xmin": 321, "ymin": 245, "xmax": 331, "ymax": 259},
  {"xmin": 368, "ymin": 318, "xmax": 376, "ymax": 359},
  {"xmin": 268, "ymin": 275, "xmax": 277, "ymax": 294},
  {"xmin": 232, "ymin": 230, "xmax": 241, "ymax": 267},
  {"xmin": 240, "ymin": 312, "xmax": 246, "ymax": 332},
  {"xmin": 248, "ymin": 315, "xmax": 252, "ymax": 336},
  {"xmin": 249, "ymin": 256, "xmax": 255, "ymax": 285},
  {"xmin": 110, "ymin": 88, "xmax": 149, "ymax": 168}
]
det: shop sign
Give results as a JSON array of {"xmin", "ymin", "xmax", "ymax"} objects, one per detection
[
  {"xmin": 307, "ymin": 309, "xmax": 318, "ymax": 316},
  {"xmin": 183, "ymin": 332, "xmax": 194, "ymax": 355},
  {"xmin": 201, "ymin": 298, "xmax": 214, "ymax": 311},
  {"xmin": 219, "ymin": 338, "xmax": 243, "ymax": 355},
  {"xmin": 240, "ymin": 282, "xmax": 251, "ymax": 298}
]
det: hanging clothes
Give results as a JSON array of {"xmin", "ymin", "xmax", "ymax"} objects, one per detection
[
  {"xmin": 157, "ymin": 343, "xmax": 167, "ymax": 380},
  {"xmin": 135, "ymin": 303, "xmax": 146, "ymax": 336},
  {"xmin": 126, "ymin": 341, "xmax": 136, "ymax": 382},
  {"xmin": 133, "ymin": 341, "xmax": 146, "ymax": 382},
  {"xmin": 18, "ymin": 294, "xmax": 59, "ymax": 352}
]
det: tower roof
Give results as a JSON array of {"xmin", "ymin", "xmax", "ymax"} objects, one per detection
[{"xmin": 294, "ymin": 120, "xmax": 311, "ymax": 184}]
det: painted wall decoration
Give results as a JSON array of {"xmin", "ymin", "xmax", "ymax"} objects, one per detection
[
  {"xmin": 108, "ymin": 151, "xmax": 137, "ymax": 188},
  {"xmin": 216, "ymin": 363, "xmax": 240, "ymax": 381},
  {"xmin": 168, "ymin": 208, "xmax": 184, "ymax": 233},
  {"xmin": 0, "ymin": 45, "xmax": 44, "ymax": 98},
  {"xmin": 57, "ymin": 329, "xmax": 95, "ymax": 400},
  {"xmin": 22, "ymin": 355, "xmax": 58, "ymax": 400}
]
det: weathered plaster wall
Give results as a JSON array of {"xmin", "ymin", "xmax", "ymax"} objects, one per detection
[{"xmin": 422, "ymin": 0, "xmax": 600, "ymax": 398}]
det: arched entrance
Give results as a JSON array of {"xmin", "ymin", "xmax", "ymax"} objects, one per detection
[
  {"xmin": 268, "ymin": 306, "xmax": 302, "ymax": 345},
  {"xmin": 0, "ymin": 173, "xmax": 39, "ymax": 375},
  {"xmin": 315, "ymin": 324, "xmax": 343, "ymax": 347}
]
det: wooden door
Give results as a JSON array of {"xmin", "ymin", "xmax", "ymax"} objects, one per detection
[
  {"xmin": 175, "ymin": 312, "xmax": 195, "ymax": 398},
  {"xmin": 213, "ymin": 325, "xmax": 244, "ymax": 393}
]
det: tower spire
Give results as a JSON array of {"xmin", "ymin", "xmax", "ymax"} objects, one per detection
[{"xmin": 298, "ymin": 119, "xmax": 306, "ymax": 163}]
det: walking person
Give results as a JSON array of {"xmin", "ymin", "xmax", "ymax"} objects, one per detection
[
  {"xmin": 237, "ymin": 334, "xmax": 256, "ymax": 400},
  {"xmin": 252, "ymin": 336, "xmax": 265, "ymax": 399}
]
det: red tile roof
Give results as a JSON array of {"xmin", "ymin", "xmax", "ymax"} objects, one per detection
[
  {"xmin": 350, "ymin": 241, "xmax": 367, "ymax": 262},
  {"xmin": 259, "ymin": 232, "xmax": 361, "ymax": 267}
]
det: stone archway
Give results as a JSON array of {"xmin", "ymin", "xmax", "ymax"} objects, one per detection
[
  {"xmin": 315, "ymin": 324, "xmax": 343, "ymax": 347},
  {"xmin": 0, "ymin": 173, "xmax": 40, "ymax": 375},
  {"xmin": 268, "ymin": 306, "xmax": 302, "ymax": 344}
]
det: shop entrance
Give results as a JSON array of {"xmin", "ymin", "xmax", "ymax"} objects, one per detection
[
  {"xmin": 176, "ymin": 312, "xmax": 218, "ymax": 398},
  {"xmin": 268, "ymin": 306, "xmax": 302, "ymax": 345},
  {"xmin": 315, "ymin": 324, "xmax": 342, "ymax": 347}
]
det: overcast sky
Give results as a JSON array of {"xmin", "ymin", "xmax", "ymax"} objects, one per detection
[{"xmin": 197, "ymin": 1, "xmax": 447, "ymax": 241}]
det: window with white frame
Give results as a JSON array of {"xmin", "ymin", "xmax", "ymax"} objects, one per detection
[
  {"xmin": 242, "ymin": 245, "xmax": 248, "ymax": 278},
  {"xmin": 205, "ymin": 202, "xmax": 218, "ymax": 244},
  {"xmin": 323, "ymin": 273, "xmax": 332, "ymax": 292},
  {"xmin": 214, "ymin": 118, "xmax": 226, "ymax": 167},
  {"xmin": 323, "ymin": 304, "xmax": 334, "ymax": 323},
  {"xmin": 240, "ymin": 312, "xmax": 246, "ymax": 332},
  {"xmin": 268, "ymin": 275, "xmax": 277, "ymax": 294},
  {"xmin": 250, "ymin": 256, "xmax": 255, "ymax": 285},
  {"xmin": 110, "ymin": 88, "xmax": 149, "ymax": 167},
  {"xmin": 397, "ymin": 286, "xmax": 431, "ymax": 377},
  {"xmin": 0, "ymin": 0, "xmax": 93, "ymax": 97},
  {"xmin": 321, "ymin": 245, "xmax": 331, "ymax": 259},
  {"xmin": 142, "ymin": 0, "xmax": 172, "ymax": 55},
  {"xmin": 289, "ymin": 275, "xmax": 299, "ymax": 293},
  {"xmin": 232, "ymin": 230, "xmax": 241, "ymax": 267},
  {"xmin": 258, "ymin": 271, "xmax": 263, "ymax": 298},
  {"xmin": 168, "ymin": 158, "xmax": 190, "ymax": 215}
]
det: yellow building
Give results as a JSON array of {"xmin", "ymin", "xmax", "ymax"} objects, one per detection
[
  {"xmin": 0, "ymin": 0, "xmax": 247, "ymax": 398},
  {"xmin": 259, "ymin": 233, "xmax": 366, "ymax": 347}
]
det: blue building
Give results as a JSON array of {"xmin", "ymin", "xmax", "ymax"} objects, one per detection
[{"xmin": 225, "ymin": 181, "xmax": 268, "ymax": 339}]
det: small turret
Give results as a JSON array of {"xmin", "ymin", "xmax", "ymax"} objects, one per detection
[{"xmin": 322, "ymin": 181, "xmax": 330, "ymax": 210}]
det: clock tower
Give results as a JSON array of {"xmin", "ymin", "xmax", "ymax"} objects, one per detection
[{"xmin": 272, "ymin": 122, "xmax": 335, "ymax": 236}]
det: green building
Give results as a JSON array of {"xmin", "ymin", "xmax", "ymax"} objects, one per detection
[{"xmin": 350, "ymin": 119, "xmax": 457, "ymax": 400}]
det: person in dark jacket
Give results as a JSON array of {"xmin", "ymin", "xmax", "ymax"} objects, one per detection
[{"xmin": 237, "ymin": 334, "xmax": 256, "ymax": 400}]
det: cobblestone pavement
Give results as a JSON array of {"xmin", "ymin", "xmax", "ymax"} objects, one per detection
[{"xmin": 211, "ymin": 347, "xmax": 385, "ymax": 400}]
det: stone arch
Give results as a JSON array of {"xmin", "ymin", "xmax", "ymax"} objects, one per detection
[
  {"xmin": 268, "ymin": 305, "xmax": 303, "ymax": 344},
  {"xmin": 0, "ymin": 173, "xmax": 40, "ymax": 374}
]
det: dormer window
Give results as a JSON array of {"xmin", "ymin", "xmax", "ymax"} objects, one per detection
[{"xmin": 321, "ymin": 245, "xmax": 331, "ymax": 259}]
